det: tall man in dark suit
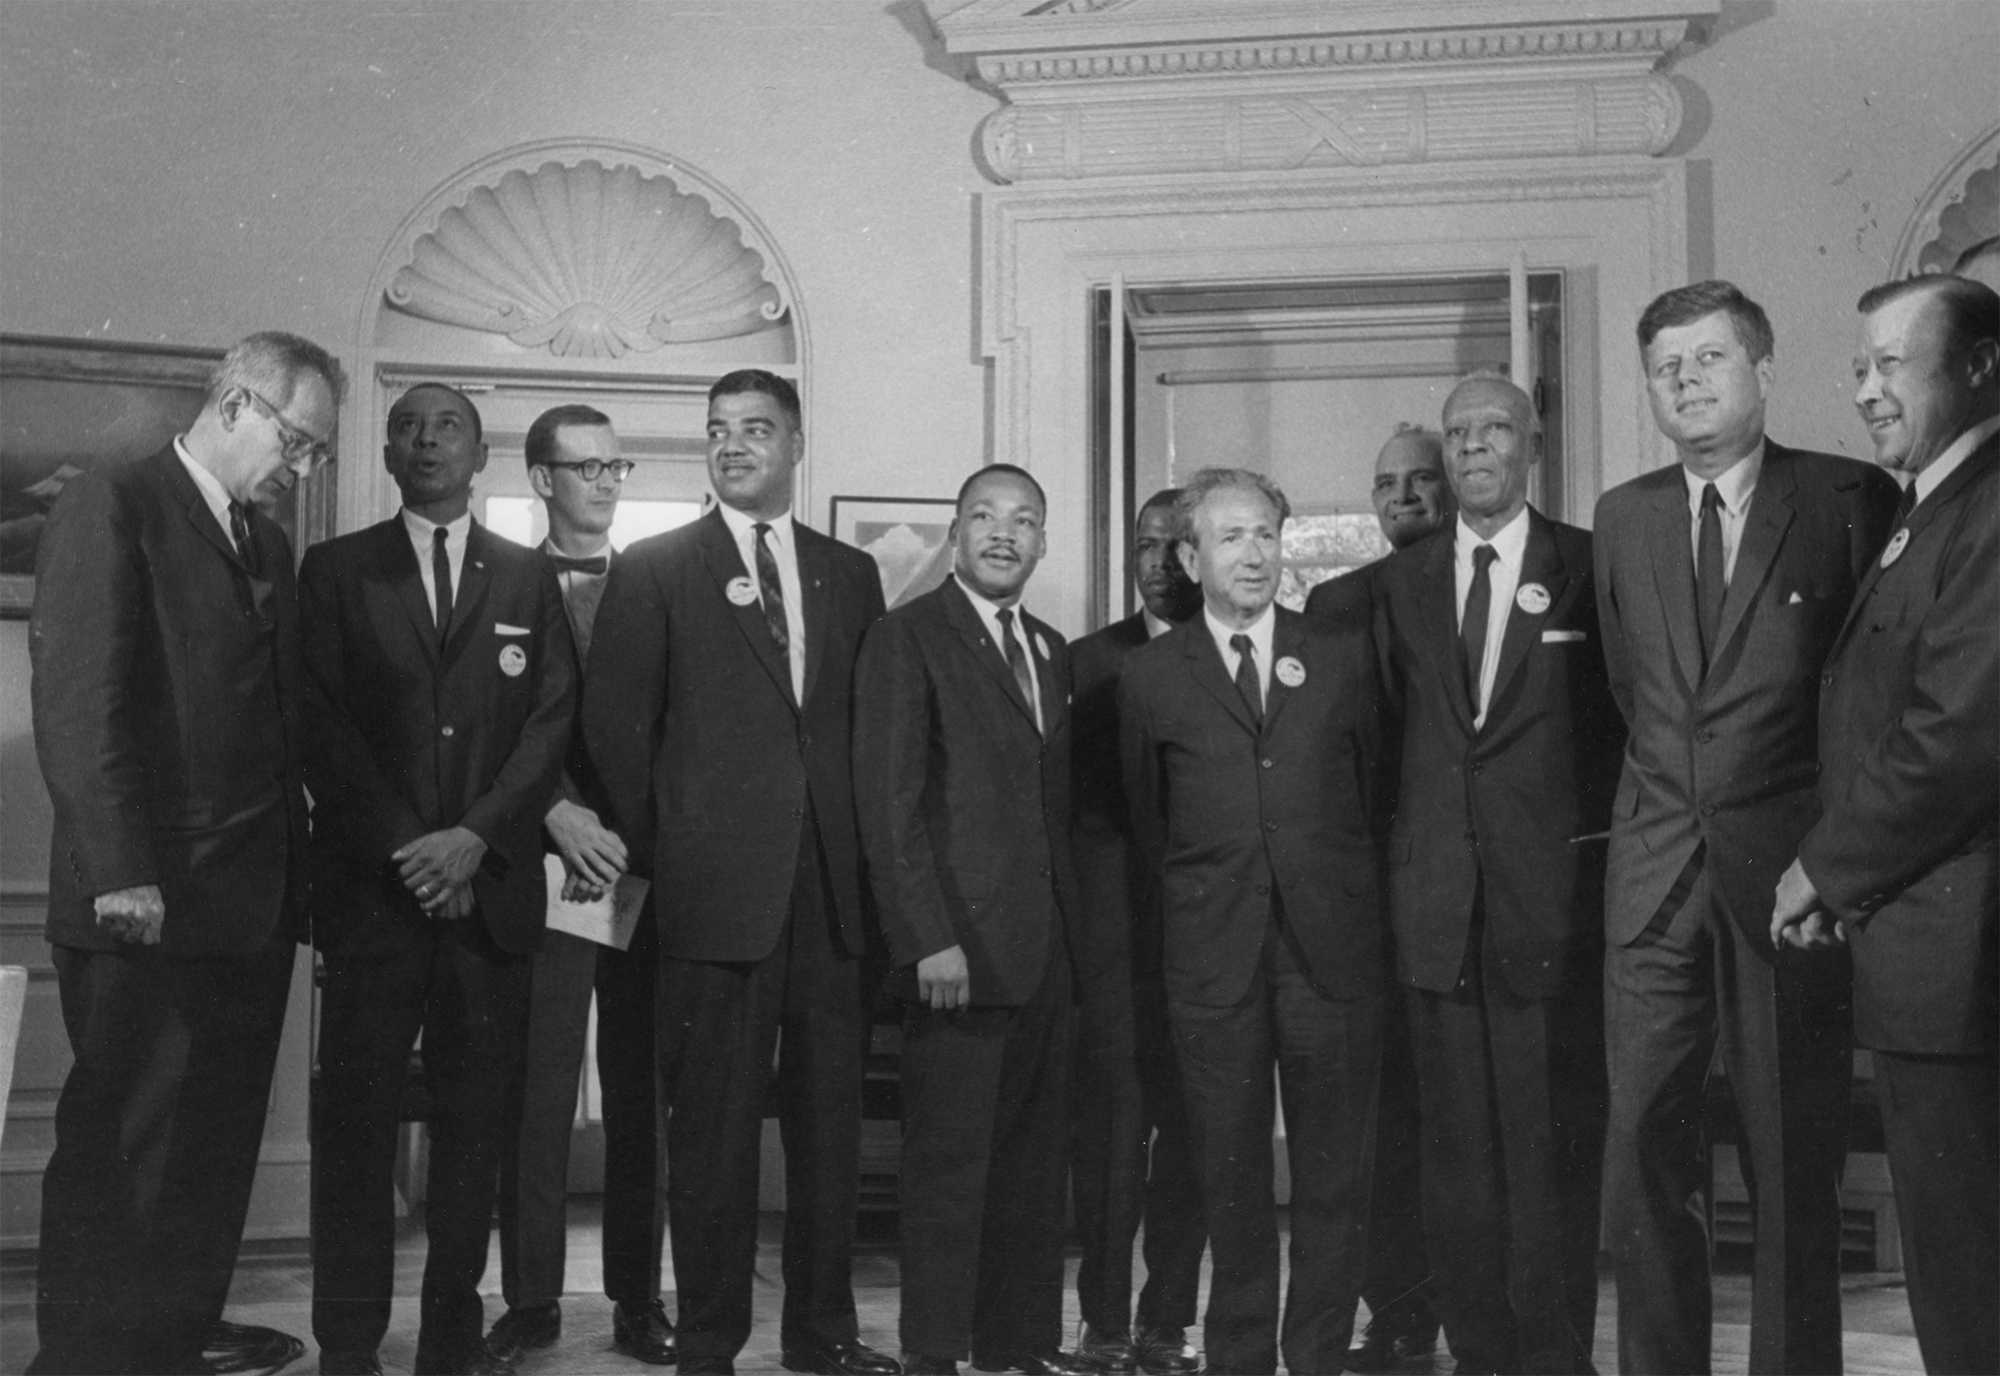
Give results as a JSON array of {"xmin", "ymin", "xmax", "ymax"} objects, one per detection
[
  {"xmin": 584, "ymin": 370, "xmax": 895, "ymax": 1376},
  {"xmin": 854, "ymin": 465, "xmax": 1093, "ymax": 1376},
  {"xmin": 1374, "ymin": 377, "xmax": 1623, "ymax": 1375},
  {"xmin": 304, "ymin": 383, "xmax": 576, "ymax": 1376},
  {"xmin": 1120, "ymin": 468, "xmax": 1386, "ymax": 1376},
  {"xmin": 1593, "ymin": 281, "xmax": 1900, "ymax": 1374},
  {"xmin": 1303, "ymin": 423, "xmax": 1452, "ymax": 1374},
  {"xmin": 486, "ymin": 405, "xmax": 674, "ymax": 1368},
  {"xmin": 28, "ymin": 332, "xmax": 339, "ymax": 1376},
  {"xmin": 1772, "ymin": 274, "xmax": 1999, "ymax": 1375},
  {"xmin": 1068, "ymin": 489, "xmax": 1204, "ymax": 1376}
]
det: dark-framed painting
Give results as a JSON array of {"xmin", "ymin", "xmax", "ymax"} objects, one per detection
[
  {"xmin": 1, "ymin": 335, "xmax": 225, "ymax": 617},
  {"xmin": 830, "ymin": 495, "xmax": 957, "ymax": 610}
]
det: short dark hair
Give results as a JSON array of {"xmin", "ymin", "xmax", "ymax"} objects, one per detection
[
  {"xmin": 208, "ymin": 331, "xmax": 345, "ymax": 409},
  {"xmin": 1176, "ymin": 468, "xmax": 1290, "ymax": 547},
  {"xmin": 956, "ymin": 463, "xmax": 1046, "ymax": 516},
  {"xmin": 1857, "ymin": 274, "xmax": 2000, "ymax": 358},
  {"xmin": 1137, "ymin": 486, "xmax": 1183, "ymax": 536},
  {"xmin": 1637, "ymin": 280, "xmax": 1775, "ymax": 362},
  {"xmin": 391, "ymin": 382, "xmax": 484, "ymax": 442},
  {"xmin": 524, "ymin": 404, "xmax": 612, "ymax": 471},
  {"xmin": 709, "ymin": 369, "xmax": 800, "ymax": 428}
]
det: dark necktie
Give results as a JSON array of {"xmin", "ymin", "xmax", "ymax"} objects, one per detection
[
  {"xmin": 753, "ymin": 522, "xmax": 790, "ymax": 653},
  {"xmin": 228, "ymin": 501, "xmax": 260, "ymax": 576},
  {"xmin": 997, "ymin": 607, "xmax": 1039, "ymax": 732},
  {"xmin": 1695, "ymin": 482, "xmax": 1725, "ymax": 673},
  {"xmin": 432, "ymin": 527, "xmax": 453, "ymax": 643},
  {"xmin": 1892, "ymin": 481, "xmax": 1916, "ymax": 528},
  {"xmin": 1230, "ymin": 633, "xmax": 1263, "ymax": 727},
  {"xmin": 551, "ymin": 552, "xmax": 609, "ymax": 577},
  {"xmin": 1461, "ymin": 543, "xmax": 1497, "ymax": 714}
]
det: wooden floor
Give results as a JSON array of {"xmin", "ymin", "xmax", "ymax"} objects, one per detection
[{"xmin": 0, "ymin": 1202, "xmax": 1924, "ymax": 1375}]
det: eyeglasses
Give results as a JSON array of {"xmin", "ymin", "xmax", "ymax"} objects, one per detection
[
  {"xmin": 241, "ymin": 388, "xmax": 335, "ymax": 473},
  {"xmin": 538, "ymin": 458, "xmax": 635, "ymax": 483}
]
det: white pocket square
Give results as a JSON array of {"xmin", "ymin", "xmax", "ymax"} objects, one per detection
[
  {"xmin": 1787, "ymin": 591, "xmax": 1805, "ymax": 604},
  {"xmin": 494, "ymin": 622, "xmax": 531, "ymax": 636},
  {"xmin": 1541, "ymin": 629, "xmax": 1587, "ymax": 643}
]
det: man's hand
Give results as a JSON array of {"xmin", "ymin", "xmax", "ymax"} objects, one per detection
[
  {"xmin": 94, "ymin": 884, "xmax": 164, "ymax": 945},
  {"xmin": 431, "ymin": 884, "xmax": 475, "ymax": 920},
  {"xmin": 1771, "ymin": 858, "xmax": 1843, "ymax": 949},
  {"xmin": 917, "ymin": 944, "xmax": 971, "ymax": 1011},
  {"xmin": 393, "ymin": 827, "xmax": 488, "ymax": 912},
  {"xmin": 545, "ymin": 799, "xmax": 628, "ymax": 891}
]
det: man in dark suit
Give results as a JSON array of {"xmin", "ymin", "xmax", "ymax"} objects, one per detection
[
  {"xmin": 1068, "ymin": 489, "xmax": 1204, "ymax": 1376},
  {"xmin": 583, "ymin": 370, "xmax": 895, "ymax": 1376},
  {"xmin": 1594, "ymin": 281, "xmax": 1900, "ymax": 1374},
  {"xmin": 1303, "ymin": 423, "xmax": 1452, "ymax": 1374},
  {"xmin": 1773, "ymin": 274, "xmax": 1998, "ymax": 1375},
  {"xmin": 854, "ymin": 465, "xmax": 1093, "ymax": 1376},
  {"xmin": 304, "ymin": 382, "xmax": 576, "ymax": 1376},
  {"xmin": 28, "ymin": 332, "xmax": 339, "ymax": 1376},
  {"xmin": 486, "ymin": 405, "xmax": 674, "ymax": 1368},
  {"xmin": 1374, "ymin": 378, "xmax": 1623, "ymax": 1375},
  {"xmin": 1120, "ymin": 468, "xmax": 1386, "ymax": 1376}
]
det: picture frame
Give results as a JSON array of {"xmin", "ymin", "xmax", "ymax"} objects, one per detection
[
  {"xmin": 1, "ymin": 334, "xmax": 226, "ymax": 616},
  {"xmin": 830, "ymin": 495, "xmax": 957, "ymax": 610}
]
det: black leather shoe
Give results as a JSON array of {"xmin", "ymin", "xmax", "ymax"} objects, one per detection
[
  {"xmin": 676, "ymin": 1358, "xmax": 735, "ymax": 1375},
  {"xmin": 486, "ymin": 1303, "xmax": 562, "ymax": 1364},
  {"xmin": 782, "ymin": 1338, "xmax": 903, "ymax": 1375},
  {"xmin": 900, "ymin": 1358, "xmax": 958, "ymax": 1376},
  {"xmin": 1076, "ymin": 1329, "xmax": 1136, "ymax": 1375},
  {"xmin": 318, "ymin": 1351, "xmax": 384, "ymax": 1376},
  {"xmin": 971, "ymin": 1351, "xmax": 1107, "ymax": 1375},
  {"xmin": 613, "ymin": 1299, "xmax": 677, "ymax": 1365},
  {"xmin": 1133, "ymin": 1329, "xmax": 1199, "ymax": 1376},
  {"xmin": 1345, "ymin": 1322, "xmax": 1440, "ymax": 1373}
]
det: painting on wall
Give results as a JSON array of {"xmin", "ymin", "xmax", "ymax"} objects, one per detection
[
  {"xmin": 830, "ymin": 495, "xmax": 957, "ymax": 610},
  {"xmin": 1, "ymin": 335, "xmax": 225, "ymax": 616}
]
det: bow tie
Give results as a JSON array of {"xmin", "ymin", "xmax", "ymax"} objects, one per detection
[{"xmin": 551, "ymin": 553, "xmax": 610, "ymax": 577}]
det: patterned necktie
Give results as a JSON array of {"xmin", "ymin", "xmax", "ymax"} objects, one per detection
[
  {"xmin": 432, "ymin": 527, "xmax": 453, "ymax": 643},
  {"xmin": 997, "ymin": 607, "xmax": 1039, "ymax": 732},
  {"xmin": 1695, "ymin": 482, "xmax": 1725, "ymax": 673},
  {"xmin": 1461, "ymin": 543, "xmax": 1497, "ymax": 714},
  {"xmin": 753, "ymin": 522, "xmax": 790, "ymax": 652},
  {"xmin": 1892, "ymin": 481, "xmax": 1916, "ymax": 528},
  {"xmin": 551, "ymin": 552, "xmax": 609, "ymax": 577},
  {"xmin": 1230, "ymin": 633, "xmax": 1263, "ymax": 726},
  {"xmin": 228, "ymin": 501, "xmax": 260, "ymax": 576}
]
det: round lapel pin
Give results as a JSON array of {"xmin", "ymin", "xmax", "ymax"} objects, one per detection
[
  {"xmin": 498, "ymin": 644, "xmax": 527, "ymax": 677},
  {"xmin": 726, "ymin": 575, "xmax": 759, "ymax": 606},
  {"xmin": 1880, "ymin": 527, "xmax": 1909, "ymax": 569},
  {"xmin": 1275, "ymin": 655, "xmax": 1306, "ymax": 688},
  {"xmin": 1516, "ymin": 582, "xmax": 1551, "ymax": 615}
]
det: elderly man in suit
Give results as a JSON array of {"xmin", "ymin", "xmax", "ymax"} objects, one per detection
[
  {"xmin": 1373, "ymin": 377, "xmax": 1623, "ymax": 1375},
  {"xmin": 1120, "ymin": 467, "xmax": 1386, "ymax": 1376},
  {"xmin": 584, "ymin": 370, "xmax": 895, "ymax": 1376},
  {"xmin": 1772, "ymin": 274, "xmax": 1999, "ymax": 1375},
  {"xmin": 1068, "ymin": 489, "xmax": 1204, "ymax": 1376},
  {"xmin": 486, "ymin": 405, "xmax": 675, "ymax": 1368},
  {"xmin": 854, "ymin": 464, "xmax": 1094, "ymax": 1376},
  {"xmin": 304, "ymin": 382, "xmax": 576, "ymax": 1376},
  {"xmin": 1303, "ymin": 423, "xmax": 1453, "ymax": 1373},
  {"xmin": 28, "ymin": 332, "xmax": 338, "ymax": 1376},
  {"xmin": 1594, "ymin": 281, "xmax": 1900, "ymax": 1375}
]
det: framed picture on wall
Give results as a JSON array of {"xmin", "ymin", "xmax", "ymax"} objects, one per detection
[
  {"xmin": 1, "ymin": 335, "xmax": 225, "ymax": 616},
  {"xmin": 830, "ymin": 495, "xmax": 957, "ymax": 610}
]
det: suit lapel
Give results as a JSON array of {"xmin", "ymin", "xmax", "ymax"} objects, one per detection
[
  {"xmin": 1644, "ymin": 475, "xmax": 1704, "ymax": 691},
  {"xmin": 699, "ymin": 509, "xmax": 798, "ymax": 712},
  {"xmin": 1711, "ymin": 446, "xmax": 1796, "ymax": 660},
  {"xmin": 941, "ymin": 578, "xmax": 1040, "ymax": 734},
  {"xmin": 1182, "ymin": 620, "xmax": 1259, "ymax": 738},
  {"xmin": 379, "ymin": 520, "xmax": 442, "ymax": 670},
  {"xmin": 1485, "ymin": 511, "xmax": 1567, "ymax": 725},
  {"xmin": 439, "ymin": 522, "xmax": 494, "ymax": 671},
  {"xmin": 1414, "ymin": 533, "xmax": 1477, "ymax": 738},
  {"xmin": 1025, "ymin": 611, "xmax": 1062, "ymax": 737},
  {"xmin": 797, "ymin": 526, "xmax": 832, "ymax": 708},
  {"xmin": 1261, "ymin": 612, "xmax": 1304, "ymax": 737},
  {"xmin": 159, "ymin": 448, "xmax": 253, "ymax": 573}
]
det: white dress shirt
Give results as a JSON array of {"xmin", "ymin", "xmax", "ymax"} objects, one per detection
[
  {"xmin": 1683, "ymin": 443, "xmax": 1764, "ymax": 585},
  {"xmin": 1455, "ymin": 507, "xmax": 1530, "ymax": 729},
  {"xmin": 1913, "ymin": 413, "xmax": 2000, "ymax": 509},
  {"xmin": 1143, "ymin": 608, "xmax": 1176, "ymax": 640},
  {"xmin": 1204, "ymin": 602, "xmax": 1276, "ymax": 709},
  {"xmin": 956, "ymin": 575, "xmax": 1044, "ymax": 734},
  {"xmin": 400, "ymin": 507, "xmax": 472, "ymax": 629},
  {"xmin": 719, "ymin": 502, "xmax": 806, "ymax": 701},
  {"xmin": 173, "ymin": 436, "xmax": 241, "ymax": 554}
]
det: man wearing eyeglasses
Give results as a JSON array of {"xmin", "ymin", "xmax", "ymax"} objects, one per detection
[
  {"xmin": 486, "ymin": 405, "xmax": 676, "ymax": 1368},
  {"xmin": 28, "ymin": 332, "xmax": 339, "ymax": 1375}
]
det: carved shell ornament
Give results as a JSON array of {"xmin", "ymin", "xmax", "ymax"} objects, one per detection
[{"xmin": 386, "ymin": 160, "xmax": 787, "ymax": 358}]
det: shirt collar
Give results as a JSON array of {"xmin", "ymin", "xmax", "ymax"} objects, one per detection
[
  {"xmin": 1203, "ymin": 600, "xmax": 1276, "ymax": 659},
  {"xmin": 400, "ymin": 506, "xmax": 472, "ymax": 543},
  {"xmin": 1143, "ymin": 608, "xmax": 1175, "ymax": 639},
  {"xmin": 540, "ymin": 535, "xmax": 613, "ymax": 559},
  {"xmin": 1455, "ymin": 506, "xmax": 1531, "ymax": 568},
  {"xmin": 173, "ymin": 435, "xmax": 235, "ymax": 517},
  {"xmin": 955, "ymin": 572, "xmax": 1027, "ymax": 623},
  {"xmin": 1914, "ymin": 413, "xmax": 2000, "ymax": 506},
  {"xmin": 717, "ymin": 500, "xmax": 792, "ymax": 551},
  {"xmin": 1682, "ymin": 440, "xmax": 1765, "ymax": 517}
]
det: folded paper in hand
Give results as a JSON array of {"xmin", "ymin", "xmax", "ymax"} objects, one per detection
[{"xmin": 543, "ymin": 853, "xmax": 649, "ymax": 950}]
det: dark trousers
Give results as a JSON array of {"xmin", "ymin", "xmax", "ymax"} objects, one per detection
[
  {"xmin": 1168, "ymin": 918, "xmax": 1384, "ymax": 1376},
  {"xmin": 1603, "ymin": 855, "xmax": 1850, "ymax": 1375},
  {"xmin": 30, "ymin": 936, "xmax": 293, "ymax": 1376},
  {"xmin": 1873, "ymin": 1051, "xmax": 1998, "ymax": 1375},
  {"xmin": 498, "ymin": 910, "xmax": 663, "ymax": 1310},
  {"xmin": 1406, "ymin": 926, "xmax": 1606, "ymax": 1376},
  {"xmin": 657, "ymin": 823, "xmax": 865, "ymax": 1362},
  {"xmin": 311, "ymin": 907, "xmax": 531, "ymax": 1371},
  {"xmin": 1071, "ymin": 954, "xmax": 1205, "ymax": 1339},
  {"xmin": 899, "ymin": 939, "xmax": 1075, "ymax": 1364},
  {"xmin": 1358, "ymin": 997, "xmax": 1438, "ymax": 1342}
]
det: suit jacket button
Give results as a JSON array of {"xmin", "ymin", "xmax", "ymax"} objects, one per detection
[
  {"xmin": 1696, "ymin": 729, "xmax": 1715, "ymax": 743},
  {"xmin": 1471, "ymin": 763, "xmax": 1485, "ymax": 776},
  {"xmin": 1822, "ymin": 674, "xmax": 1834, "ymax": 687},
  {"xmin": 1264, "ymin": 820, "xmax": 1279, "ymax": 832},
  {"xmin": 791, "ymin": 807, "xmax": 803, "ymax": 820},
  {"xmin": 1699, "ymin": 803, "xmax": 1715, "ymax": 817},
  {"xmin": 1257, "ymin": 882, "xmax": 1271, "ymax": 895},
  {"xmin": 440, "ymin": 725, "xmax": 454, "ymax": 738},
  {"xmin": 1261, "ymin": 758, "xmax": 1274, "ymax": 769},
  {"xmin": 800, "ymin": 734, "xmax": 812, "ymax": 750}
]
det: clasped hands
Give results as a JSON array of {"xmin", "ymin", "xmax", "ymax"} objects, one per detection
[
  {"xmin": 392, "ymin": 826, "xmax": 488, "ymax": 919},
  {"xmin": 1769, "ymin": 857, "xmax": 1845, "ymax": 951},
  {"xmin": 94, "ymin": 884, "xmax": 165, "ymax": 945},
  {"xmin": 545, "ymin": 799, "xmax": 629, "ymax": 902}
]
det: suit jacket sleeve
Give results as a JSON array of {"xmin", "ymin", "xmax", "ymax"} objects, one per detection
[
  {"xmin": 852, "ymin": 611, "xmax": 958, "ymax": 967},
  {"xmin": 458, "ymin": 560, "xmax": 576, "ymax": 859},
  {"xmin": 581, "ymin": 553, "xmax": 669, "ymax": 875},
  {"xmin": 1801, "ymin": 500, "xmax": 2000, "ymax": 922},
  {"xmin": 29, "ymin": 472, "xmax": 158, "ymax": 896}
]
